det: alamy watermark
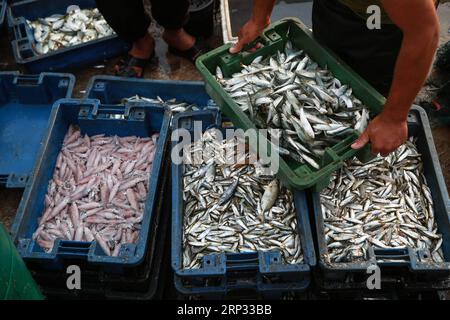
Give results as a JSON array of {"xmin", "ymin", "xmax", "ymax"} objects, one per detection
[
  {"xmin": 367, "ymin": 5, "xmax": 382, "ymax": 30},
  {"xmin": 66, "ymin": 265, "xmax": 81, "ymax": 290},
  {"xmin": 366, "ymin": 265, "xmax": 381, "ymax": 290}
]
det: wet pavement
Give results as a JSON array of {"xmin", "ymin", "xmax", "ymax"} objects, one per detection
[{"xmin": 0, "ymin": 4, "xmax": 449, "ymax": 232}]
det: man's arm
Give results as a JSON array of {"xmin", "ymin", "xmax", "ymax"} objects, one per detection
[
  {"xmin": 352, "ymin": 0, "xmax": 440, "ymax": 156},
  {"xmin": 229, "ymin": 0, "xmax": 276, "ymax": 54}
]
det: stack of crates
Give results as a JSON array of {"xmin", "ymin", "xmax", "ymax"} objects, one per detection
[
  {"xmin": 193, "ymin": 17, "xmax": 450, "ymax": 297},
  {"xmin": 170, "ymin": 110, "xmax": 317, "ymax": 299},
  {"xmin": 2, "ymin": 73, "xmax": 185, "ymax": 299}
]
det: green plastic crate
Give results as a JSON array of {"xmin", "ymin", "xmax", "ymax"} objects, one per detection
[
  {"xmin": 0, "ymin": 224, "xmax": 44, "ymax": 300},
  {"xmin": 196, "ymin": 18, "xmax": 386, "ymax": 191}
]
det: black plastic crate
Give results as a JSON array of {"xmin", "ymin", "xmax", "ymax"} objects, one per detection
[
  {"xmin": 309, "ymin": 106, "xmax": 450, "ymax": 287},
  {"xmin": 171, "ymin": 109, "xmax": 317, "ymax": 297}
]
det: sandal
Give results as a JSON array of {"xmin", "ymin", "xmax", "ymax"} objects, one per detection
[
  {"xmin": 168, "ymin": 39, "xmax": 210, "ymax": 63},
  {"xmin": 114, "ymin": 52, "xmax": 155, "ymax": 78}
]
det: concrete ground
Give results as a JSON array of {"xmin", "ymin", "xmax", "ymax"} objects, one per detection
[{"xmin": 0, "ymin": 3, "xmax": 449, "ymax": 233}]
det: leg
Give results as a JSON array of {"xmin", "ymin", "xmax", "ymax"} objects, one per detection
[
  {"xmin": 151, "ymin": 0, "xmax": 190, "ymax": 30},
  {"xmin": 151, "ymin": 0, "xmax": 209, "ymax": 60},
  {"xmin": 151, "ymin": 0, "xmax": 195, "ymax": 51},
  {"xmin": 96, "ymin": 0, "xmax": 155, "ymax": 77},
  {"xmin": 96, "ymin": 0, "xmax": 151, "ymax": 43},
  {"xmin": 312, "ymin": 0, "xmax": 403, "ymax": 96}
]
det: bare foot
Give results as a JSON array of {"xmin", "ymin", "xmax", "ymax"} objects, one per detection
[{"xmin": 163, "ymin": 28, "xmax": 195, "ymax": 51}]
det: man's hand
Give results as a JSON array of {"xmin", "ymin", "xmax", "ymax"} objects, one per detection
[
  {"xmin": 228, "ymin": 0, "xmax": 275, "ymax": 54},
  {"xmin": 229, "ymin": 18, "xmax": 269, "ymax": 54},
  {"xmin": 351, "ymin": 112, "xmax": 408, "ymax": 156},
  {"xmin": 359, "ymin": 0, "xmax": 439, "ymax": 157},
  {"xmin": 351, "ymin": 0, "xmax": 438, "ymax": 157}
]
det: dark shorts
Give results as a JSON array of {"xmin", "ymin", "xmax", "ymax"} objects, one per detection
[
  {"xmin": 312, "ymin": 0, "xmax": 403, "ymax": 96},
  {"xmin": 96, "ymin": 0, "xmax": 190, "ymax": 43}
]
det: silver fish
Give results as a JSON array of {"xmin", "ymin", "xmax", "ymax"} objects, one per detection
[
  {"xmin": 320, "ymin": 137, "xmax": 443, "ymax": 264},
  {"xmin": 216, "ymin": 41, "xmax": 370, "ymax": 170},
  {"xmin": 29, "ymin": 6, "xmax": 114, "ymax": 55},
  {"xmin": 123, "ymin": 95, "xmax": 200, "ymax": 114},
  {"xmin": 182, "ymin": 129, "xmax": 303, "ymax": 269}
]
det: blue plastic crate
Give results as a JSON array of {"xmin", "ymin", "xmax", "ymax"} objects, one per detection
[
  {"xmin": 11, "ymin": 98, "xmax": 171, "ymax": 272},
  {"xmin": 28, "ymin": 164, "xmax": 171, "ymax": 299},
  {"xmin": 309, "ymin": 106, "xmax": 450, "ymax": 286},
  {"xmin": 171, "ymin": 110, "xmax": 316, "ymax": 296},
  {"xmin": 0, "ymin": 0, "xmax": 6, "ymax": 29},
  {"xmin": 0, "ymin": 71, "xmax": 74, "ymax": 188},
  {"xmin": 7, "ymin": 0, "xmax": 130, "ymax": 72},
  {"xmin": 85, "ymin": 75, "xmax": 217, "ymax": 111}
]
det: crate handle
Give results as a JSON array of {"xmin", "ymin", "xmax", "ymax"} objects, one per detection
[
  {"xmin": 217, "ymin": 30, "xmax": 283, "ymax": 76},
  {"xmin": 200, "ymin": 252, "xmax": 260, "ymax": 281},
  {"xmin": 309, "ymin": 132, "xmax": 374, "ymax": 189},
  {"xmin": 5, "ymin": 173, "xmax": 28, "ymax": 188},
  {"xmin": 203, "ymin": 251, "xmax": 304, "ymax": 292},
  {"xmin": 225, "ymin": 252, "xmax": 260, "ymax": 272},
  {"xmin": 55, "ymin": 240, "xmax": 91, "ymax": 259},
  {"xmin": 0, "ymin": 175, "xmax": 7, "ymax": 186},
  {"xmin": 241, "ymin": 37, "xmax": 268, "ymax": 55},
  {"xmin": 372, "ymin": 247, "xmax": 412, "ymax": 266},
  {"xmin": 328, "ymin": 130, "xmax": 373, "ymax": 161},
  {"xmin": 13, "ymin": 20, "xmax": 29, "ymax": 40},
  {"xmin": 14, "ymin": 74, "xmax": 40, "ymax": 86},
  {"xmin": 239, "ymin": 28, "xmax": 281, "ymax": 57},
  {"xmin": 79, "ymin": 103, "xmax": 146, "ymax": 120}
]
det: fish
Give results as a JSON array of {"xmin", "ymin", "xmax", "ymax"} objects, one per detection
[
  {"xmin": 261, "ymin": 179, "xmax": 279, "ymax": 213},
  {"xmin": 28, "ymin": 6, "xmax": 114, "ymax": 55},
  {"xmin": 215, "ymin": 41, "xmax": 370, "ymax": 170},
  {"xmin": 182, "ymin": 129, "xmax": 303, "ymax": 269},
  {"xmin": 320, "ymin": 137, "xmax": 444, "ymax": 264},
  {"xmin": 217, "ymin": 177, "xmax": 239, "ymax": 206},
  {"xmin": 122, "ymin": 95, "xmax": 201, "ymax": 114},
  {"xmin": 32, "ymin": 125, "xmax": 158, "ymax": 257}
]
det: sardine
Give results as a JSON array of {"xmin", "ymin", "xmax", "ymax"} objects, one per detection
[
  {"xmin": 216, "ymin": 41, "xmax": 370, "ymax": 170},
  {"xmin": 321, "ymin": 138, "xmax": 443, "ymax": 264}
]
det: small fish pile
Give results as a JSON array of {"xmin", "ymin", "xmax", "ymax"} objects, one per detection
[
  {"xmin": 215, "ymin": 41, "xmax": 370, "ymax": 169},
  {"xmin": 123, "ymin": 95, "xmax": 201, "ymax": 113},
  {"xmin": 182, "ymin": 129, "xmax": 303, "ymax": 269},
  {"xmin": 320, "ymin": 138, "xmax": 443, "ymax": 263},
  {"xmin": 33, "ymin": 125, "xmax": 158, "ymax": 257},
  {"xmin": 28, "ymin": 5, "xmax": 114, "ymax": 55}
]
